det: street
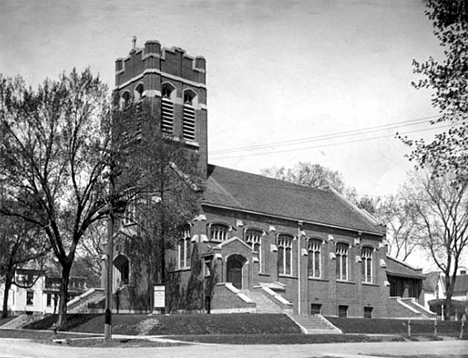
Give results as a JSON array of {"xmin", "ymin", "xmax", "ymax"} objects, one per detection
[{"xmin": 0, "ymin": 338, "xmax": 467, "ymax": 358}]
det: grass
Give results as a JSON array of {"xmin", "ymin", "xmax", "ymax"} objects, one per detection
[
  {"xmin": 24, "ymin": 313, "xmax": 302, "ymax": 335},
  {"xmin": 0, "ymin": 316, "xmax": 16, "ymax": 327},
  {"xmin": 165, "ymin": 333, "xmax": 404, "ymax": 345},
  {"xmin": 5, "ymin": 313, "xmax": 465, "ymax": 346},
  {"xmin": 325, "ymin": 317, "xmax": 468, "ymax": 338}
]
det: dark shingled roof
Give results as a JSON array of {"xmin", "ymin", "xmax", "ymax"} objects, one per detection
[
  {"xmin": 443, "ymin": 275, "xmax": 468, "ymax": 297},
  {"xmin": 203, "ymin": 164, "xmax": 385, "ymax": 235},
  {"xmin": 386, "ymin": 256, "xmax": 425, "ymax": 279}
]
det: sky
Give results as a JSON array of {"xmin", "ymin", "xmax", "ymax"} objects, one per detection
[{"xmin": 0, "ymin": 0, "xmax": 442, "ymax": 197}]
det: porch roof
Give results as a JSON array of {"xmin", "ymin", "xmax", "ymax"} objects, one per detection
[{"xmin": 386, "ymin": 255, "xmax": 426, "ymax": 280}]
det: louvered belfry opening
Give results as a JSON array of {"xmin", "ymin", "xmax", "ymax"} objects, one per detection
[
  {"xmin": 183, "ymin": 105, "xmax": 196, "ymax": 141},
  {"xmin": 161, "ymin": 97, "xmax": 174, "ymax": 134}
]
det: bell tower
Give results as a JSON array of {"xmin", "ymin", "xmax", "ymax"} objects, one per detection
[{"xmin": 113, "ymin": 39, "xmax": 208, "ymax": 177}]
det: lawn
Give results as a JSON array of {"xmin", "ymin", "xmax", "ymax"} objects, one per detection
[
  {"xmin": 325, "ymin": 317, "xmax": 468, "ymax": 338},
  {"xmin": 8, "ymin": 313, "xmax": 466, "ymax": 345},
  {"xmin": 23, "ymin": 313, "xmax": 302, "ymax": 335}
]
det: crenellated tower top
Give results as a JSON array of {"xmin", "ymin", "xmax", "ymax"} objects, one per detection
[{"xmin": 113, "ymin": 39, "xmax": 208, "ymax": 178}]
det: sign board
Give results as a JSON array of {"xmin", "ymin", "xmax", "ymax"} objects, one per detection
[{"xmin": 153, "ymin": 285, "xmax": 165, "ymax": 309}]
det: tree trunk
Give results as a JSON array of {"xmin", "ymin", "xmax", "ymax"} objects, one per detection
[
  {"xmin": 57, "ymin": 262, "xmax": 72, "ymax": 328},
  {"xmin": 1, "ymin": 270, "xmax": 14, "ymax": 319}
]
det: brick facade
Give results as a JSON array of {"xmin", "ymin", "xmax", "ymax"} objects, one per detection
[{"xmin": 111, "ymin": 40, "xmax": 425, "ymax": 319}]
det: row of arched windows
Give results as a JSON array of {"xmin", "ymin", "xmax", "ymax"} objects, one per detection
[{"xmin": 174, "ymin": 224, "xmax": 376, "ymax": 283}]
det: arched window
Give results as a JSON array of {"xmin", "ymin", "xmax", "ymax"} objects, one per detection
[
  {"xmin": 278, "ymin": 235, "xmax": 293, "ymax": 276},
  {"xmin": 336, "ymin": 243, "xmax": 349, "ymax": 281},
  {"xmin": 161, "ymin": 83, "xmax": 175, "ymax": 134},
  {"xmin": 245, "ymin": 229, "xmax": 262, "ymax": 271},
  {"xmin": 308, "ymin": 239, "xmax": 322, "ymax": 278},
  {"xmin": 210, "ymin": 224, "xmax": 229, "ymax": 241},
  {"xmin": 178, "ymin": 225, "xmax": 192, "ymax": 269},
  {"xmin": 120, "ymin": 91, "xmax": 131, "ymax": 110},
  {"xmin": 182, "ymin": 90, "xmax": 197, "ymax": 141},
  {"xmin": 134, "ymin": 83, "xmax": 144, "ymax": 101},
  {"xmin": 361, "ymin": 247, "xmax": 373, "ymax": 283}
]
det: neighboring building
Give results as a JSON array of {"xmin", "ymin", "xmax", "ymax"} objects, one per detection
[
  {"xmin": 0, "ymin": 268, "xmax": 87, "ymax": 316},
  {"xmin": 423, "ymin": 271, "xmax": 468, "ymax": 320},
  {"xmin": 421, "ymin": 271, "xmax": 444, "ymax": 310},
  {"xmin": 451, "ymin": 272, "xmax": 468, "ymax": 302},
  {"xmin": 93, "ymin": 39, "xmax": 432, "ymax": 319}
]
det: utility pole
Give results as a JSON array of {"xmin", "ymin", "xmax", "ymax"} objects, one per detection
[{"xmin": 104, "ymin": 156, "xmax": 116, "ymax": 342}]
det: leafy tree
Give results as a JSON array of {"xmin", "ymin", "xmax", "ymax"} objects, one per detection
[
  {"xmin": 400, "ymin": 0, "xmax": 468, "ymax": 176},
  {"xmin": 404, "ymin": 169, "xmax": 468, "ymax": 320},
  {"xmin": 0, "ymin": 70, "xmax": 111, "ymax": 326},
  {"xmin": 261, "ymin": 162, "xmax": 346, "ymax": 192},
  {"xmin": 0, "ymin": 213, "xmax": 49, "ymax": 318}
]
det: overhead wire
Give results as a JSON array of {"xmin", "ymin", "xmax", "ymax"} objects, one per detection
[
  {"xmin": 211, "ymin": 121, "xmax": 455, "ymax": 160},
  {"xmin": 210, "ymin": 115, "xmax": 441, "ymax": 155}
]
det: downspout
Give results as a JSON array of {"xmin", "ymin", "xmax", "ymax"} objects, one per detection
[{"xmin": 298, "ymin": 221, "xmax": 303, "ymax": 314}]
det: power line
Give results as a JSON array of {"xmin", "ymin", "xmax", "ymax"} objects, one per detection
[
  {"xmin": 210, "ymin": 122, "xmax": 454, "ymax": 160},
  {"xmin": 210, "ymin": 115, "xmax": 441, "ymax": 155}
]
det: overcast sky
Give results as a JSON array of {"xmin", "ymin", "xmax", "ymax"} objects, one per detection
[{"xmin": 0, "ymin": 0, "xmax": 442, "ymax": 199}]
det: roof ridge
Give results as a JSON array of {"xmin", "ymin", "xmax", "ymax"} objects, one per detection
[{"xmin": 208, "ymin": 163, "xmax": 334, "ymax": 192}]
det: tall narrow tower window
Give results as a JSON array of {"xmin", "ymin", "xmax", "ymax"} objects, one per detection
[
  {"xmin": 183, "ymin": 90, "xmax": 196, "ymax": 141},
  {"xmin": 161, "ymin": 83, "xmax": 175, "ymax": 135}
]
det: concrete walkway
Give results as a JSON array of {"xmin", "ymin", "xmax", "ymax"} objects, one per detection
[{"xmin": 0, "ymin": 338, "xmax": 467, "ymax": 358}]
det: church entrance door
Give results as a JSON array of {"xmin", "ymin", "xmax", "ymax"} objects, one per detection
[{"xmin": 227, "ymin": 255, "xmax": 243, "ymax": 289}]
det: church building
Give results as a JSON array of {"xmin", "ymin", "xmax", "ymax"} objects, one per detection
[{"xmin": 85, "ymin": 39, "xmax": 431, "ymax": 319}]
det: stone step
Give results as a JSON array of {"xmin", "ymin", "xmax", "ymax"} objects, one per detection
[
  {"xmin": 289, "ymin": 314, "xmax": 342, "ymax": 335},
  {"xmin": 241, "ymin": 289, "xmax": 284, "ymax": 314},
  {"xmin": 401, "ymin": 298, "xmax": 436, "ymax": 318}
]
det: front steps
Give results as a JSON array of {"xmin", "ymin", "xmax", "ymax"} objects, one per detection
[
  {"xmin": 388, "ymin": 297, "xmax": 437, "ymax": 319},
  {"xmin": 67, "ymin": 288, "xmax": 105, "ymax": 313},
  {"xmin": 289, "ymin": 314, "xmax": 342, "ymax": 334}
]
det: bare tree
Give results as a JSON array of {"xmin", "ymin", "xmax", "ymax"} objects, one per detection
[
  {"xmin": 73, "ymin": 220, "xmax": 106, "ymax": 287},
  {"xmin": 377, "ymin": 194, "xmax": 425, "ymax": 261},
  {"xmin": 405, "ymin": 169, "xmax": 468, "ymax": 320},
  {"xmin": 0, "ymin": 70, "xmax": 111, "ymax": 326}
]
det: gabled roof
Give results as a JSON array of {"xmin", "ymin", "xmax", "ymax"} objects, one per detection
[
  {"xmin": 422, "ymin": 271, "xmax": 441, "ymax": 292},
  {"xmin": 444, "ymin": 274, "xmax": 468, "ymax": 297},
  {"xmin": 203, "ymin": 164, "xmax": 385, "ymax": 235},
  {"xmin": 385, "ymin": 255, "xmax": 426, "ymax": 279}
]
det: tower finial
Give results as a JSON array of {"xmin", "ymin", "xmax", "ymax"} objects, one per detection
[{"xmin": 132, "ymin": 36, "xmax": 137, "ymax": 50}]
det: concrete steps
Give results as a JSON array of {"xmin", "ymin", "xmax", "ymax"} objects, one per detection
[
  {"xmin": 388, "ymin": 297, "xmax": 436, "ymax": 319},
  {"xmin": 67, "ymin": 288, "xmax": 105, "ymax": 313},
  {"xmin": 401, "ymin": 298, "xmax": 437, "ymax": 318},
  {"xmin": 242, "ymin": 290, "xmax": 284, "ymax": 314},
  {"xmin": 288, "ymin": 314, "xmax": 342, "ymax": 334}
]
